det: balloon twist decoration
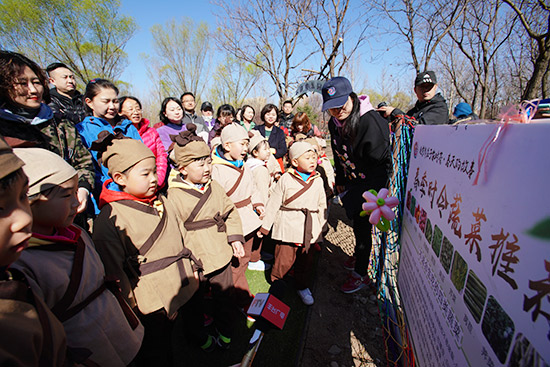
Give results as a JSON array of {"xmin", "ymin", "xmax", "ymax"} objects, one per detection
[{"xmin": 361, "ymin": 188, "xmax": 399, "ymax": 232}]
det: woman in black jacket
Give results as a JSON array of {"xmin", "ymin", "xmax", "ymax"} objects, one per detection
[
  {"xmin": 322, "ymin": 76, "xmax": 392, "ymax": 294},
  {"xmin": 254, "ymin": 104, "xmax": 288, "ymax": 171}
]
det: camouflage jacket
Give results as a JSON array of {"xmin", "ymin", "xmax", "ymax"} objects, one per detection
[{"xmin": 0, "ymin": 105, "xmax": 95, "ymax": 192}]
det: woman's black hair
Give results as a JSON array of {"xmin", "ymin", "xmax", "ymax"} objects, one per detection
[
  {"xmin": 159, "ymin": 97, "xmax": 183, "ymax": 125},
  {"xmin": 83, "ymin": 79, "xmax": 119, "ymax": 113},
  {"xmin": 118, "ymin": 96, "xmax": 142, "ymax": 110},
  {"xmin": 216, "ymin": 104, "xmax": 236, "ymax": 118},
  {"xmin": 241, "ymin": 105, "xmax": 255, "ymax": 121},
  {"xmin": 0, "ymin": 50, "xmax": 50, "ymax": 105},
  {"xmin": 342, "ymin": 92, "xmax": 361, "ymax": 142},
  {"xmin": 260, "ymin": 104, "xmax": 279, "ymax": 123}
]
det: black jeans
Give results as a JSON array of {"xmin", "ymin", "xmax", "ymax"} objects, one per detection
[{"xmin": 352, "ymin": 213, "xmax": 373, "ymax": 278}]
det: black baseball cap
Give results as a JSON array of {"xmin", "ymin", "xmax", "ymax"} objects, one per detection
[
  {"xmin": 201, "ymin": 101, "xmax": 213, "ymax": 111},
  {"xmin": 321, "ymin": 77, "xmax": 353, "ymax": 111},
  {"xmin": 414, "ymin": 71, "xmax": 437, "ymax": 86}
]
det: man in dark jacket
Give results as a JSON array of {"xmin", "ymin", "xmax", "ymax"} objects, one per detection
[
  {"xmin": 180, "ymin": 92, "xmax": 208, "ymax": 135},
  {"xmin": 46, "ymin": 63, "xmax": 88, "ymax": 125},
  {"xmin": 378, "ymin": 71, "xmax": 449, "ymax": 125},
  {"xmin": 279, "ymin": 100, "xmax": 295, "ymax": 130}
]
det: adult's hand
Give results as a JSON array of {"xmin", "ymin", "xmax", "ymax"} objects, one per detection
[
  {"xmin": 377, "ymin": 106, "xmax": 395, "ymax": 118},
  {"xmin": 76, "ymin": 187, "xmax": 89, "ymax": 214}
]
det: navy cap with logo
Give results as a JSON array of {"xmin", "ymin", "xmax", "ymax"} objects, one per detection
[
  {"xmin": 414, "ymin": 71, "xmax": 437, "ymax": 86},
  {"xmin": 321, "ymin": 76, "xmax": 353, "ymax": 111}
]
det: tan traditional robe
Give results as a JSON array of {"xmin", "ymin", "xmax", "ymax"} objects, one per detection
[
  {"xmin": 0, "ymin": 268, "xmax": 67, "ymax": 367},
  {"xmin": 260, "ymin": 168, "xmax": 327, "ymax": 247},
  {"xmin": 211, "ymin": 151, "xmax": 264, "ymax": 236},
  {"xmin": 13, "ymin": 226, "xmax": 143, "ymax": 366},
  {"xmin": 93, "ymin": 196, "xmax": 199, "ymax": 318},
  {"xmin": 167, "ymin": 176, "xmax": 244, "ymax": 275}
]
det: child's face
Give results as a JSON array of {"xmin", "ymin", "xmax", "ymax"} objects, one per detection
[
  {"xmin": 224, "ymin": 139, "xmax": 249, "ymax": 161},
  {"xmin": 292, "ymin": 150, "xmax": 318, "ymax": 174},
  {"xmin": 31, "ymin": 175, "xmax": 79, "ymax": 235},
  {"xmin": 115, "ymin": 157, "xmax": 158, "ymax": 199},
  {"xmin": 179, "ymin": 157, "xmax": 212, "ymax": 184},
  {"xmin": 85, "ymin": 87, "xmax": 119, "ymax": 123},
  {"xmin": 0, "ymin": 172, "xmax": 32, "ymax": 267},
  {"xmin": 253, "ymin": 142, "xmax": 271, "ymax": 162}
]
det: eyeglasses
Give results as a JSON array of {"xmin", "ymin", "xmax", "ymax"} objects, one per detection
[{"xmin": 124, "ymin": 107, "xmax": 142, "ymax": 113}]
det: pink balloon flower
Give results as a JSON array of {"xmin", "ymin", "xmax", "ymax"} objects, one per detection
[{"xmin": 362, "ymin": 188, "xmax": 399, "ymax": 226}]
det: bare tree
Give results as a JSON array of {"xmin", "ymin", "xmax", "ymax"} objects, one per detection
[
  {"xmin": 208, "ymin": 55, "xmax": 263, "ymax": 107},
  {"xmin": 146, "ymin": 18, "xmax": 211, "ymax": 99},
  {"xmin": 502, "ymin": 0, "xmax": 550, "ymax": 100},
  {"xmin": 213, "ymin": 0, "xmax": 313, "ymax": 102},
  {"xmin": 442, "ymin": 0, "xmax": 517, "ymax": 118},
  {"xmin": 370, "ymin": 0, "xmax": 469, "ymax": 72},
  {"xmin": 296, "ymin": 0, "xmax": 369, "ymax": 78},
  {"xmin": 0, "ymin": 0, "xmax": 136, "ymax": 83}
]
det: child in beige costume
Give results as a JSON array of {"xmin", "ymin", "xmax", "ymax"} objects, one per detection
[{"xmin": 259, "ymin": 142, "xmax": 327, "ymax": 306}]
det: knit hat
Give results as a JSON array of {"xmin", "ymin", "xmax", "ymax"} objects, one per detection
[
  {"xmin": 172, "ymin": 124, "xmax": 211, "ymax": 168},
  {"xmin": 14, "ymin": 148, "xmax": 77, "ymax": 197},
  {"xmin": 453, "ymin": 102, "xmax": 473, "ymax": 118},
  {"xmin": 304, "ymin": 138, "xmax": 319, "ymax": 152},
  {"xmin": 91, "ymin": 132, "xmax": 154, "ymax": 175},
  {"xmin": 289, "ymin": 141, "xmax": 315, "ymax": 161},
  {"xmin": 248, "ymin": 130, "xmax": 267, "ymax": 153},
  {"xmin": 0, "ymin": 135, "xmax": 24, "ymax": 180},
  {"xmin": 316, "ymin": 137, "xmax": 326, "ymax": 148},
  {"xmin": 220, "ymin": 123, "xmax": 249, "ymax": 144}
]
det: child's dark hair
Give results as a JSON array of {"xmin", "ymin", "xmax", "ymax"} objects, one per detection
[
  {"xmin": 260, "ymin": 104, "xmax": 279, "ymax": 123},
  {"xmin": 119, "ymin": 96, "xmax": 142, "ymax": 110},
  {"xmin": 250, "ymin": 139, "xmax": 269, "ymax": 157},
  {"xmin": 0, "ymin": 50, "xmax": 50, "ymax": 105},
  {"xmin": 216, "ymin": 104, "xmax": 236, "ymax": 119},
  {"xmin": 159, "ymin": 97, "xmax": 183, "ymax": 125},
  {"xmin": 0, "ymin": 168, "xmax": 25, "ymax": 191},
  {"xmin": 84, "ymin": 79, "xmax": 119, "ymax": 113}
]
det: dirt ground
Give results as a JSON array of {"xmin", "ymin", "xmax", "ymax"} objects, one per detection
[{"xmin": 299, "ymin": 202, "xmax": 387, "ymax": 367}]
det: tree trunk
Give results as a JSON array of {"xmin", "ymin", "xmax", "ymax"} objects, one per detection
[{"xmin": 522, "ymin": 45, "xmax": 550, "ymax": 100}]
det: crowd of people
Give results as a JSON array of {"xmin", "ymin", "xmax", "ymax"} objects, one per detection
[{"xmin": 0, "ymin": 48, "xmax": 480, "ymax": 366}]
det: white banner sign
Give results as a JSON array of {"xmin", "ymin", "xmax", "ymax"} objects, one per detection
[{"xmin": 398, "ymin": 122, "xmax": 550, "ymax": 367}]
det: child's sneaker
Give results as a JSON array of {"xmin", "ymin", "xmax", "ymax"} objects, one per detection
[
  {"xmin": 246, "ymin": 315, "xmax": 256, "ymax": 328},
  {"xmin": 343, "ymin": 256, "xmax": 356, "ymax": 271},
  {"xmin": 216, "ymin": 331, "xmax": 231, "ymax": 350},
  {"xmin": 200, "ymin": 335, "xmax": 217, "ymax": 353},
  {"xmin": 297, "ymin": 288, "xmax": 314, "ymax": 305},
  {"xmin": 340, "ymin": 272, "xmax": 372, "ymax": 294},
  {"xmin": 248, "ymin": 260, "xmax": 271, "ymax": 271}
]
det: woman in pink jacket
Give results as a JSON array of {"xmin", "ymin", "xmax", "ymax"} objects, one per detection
[{"xmin": 119, "ymin": 96, "xmax": 168, "ymax": 185}]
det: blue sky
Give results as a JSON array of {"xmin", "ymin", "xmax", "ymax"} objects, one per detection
[
  {"xmin": 119, "ymin": 0, "xmax": 215, "ymax": 96},
  {"xmin": 119, "ymin": 0, "xmax": 414, "ymax": 101}
]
